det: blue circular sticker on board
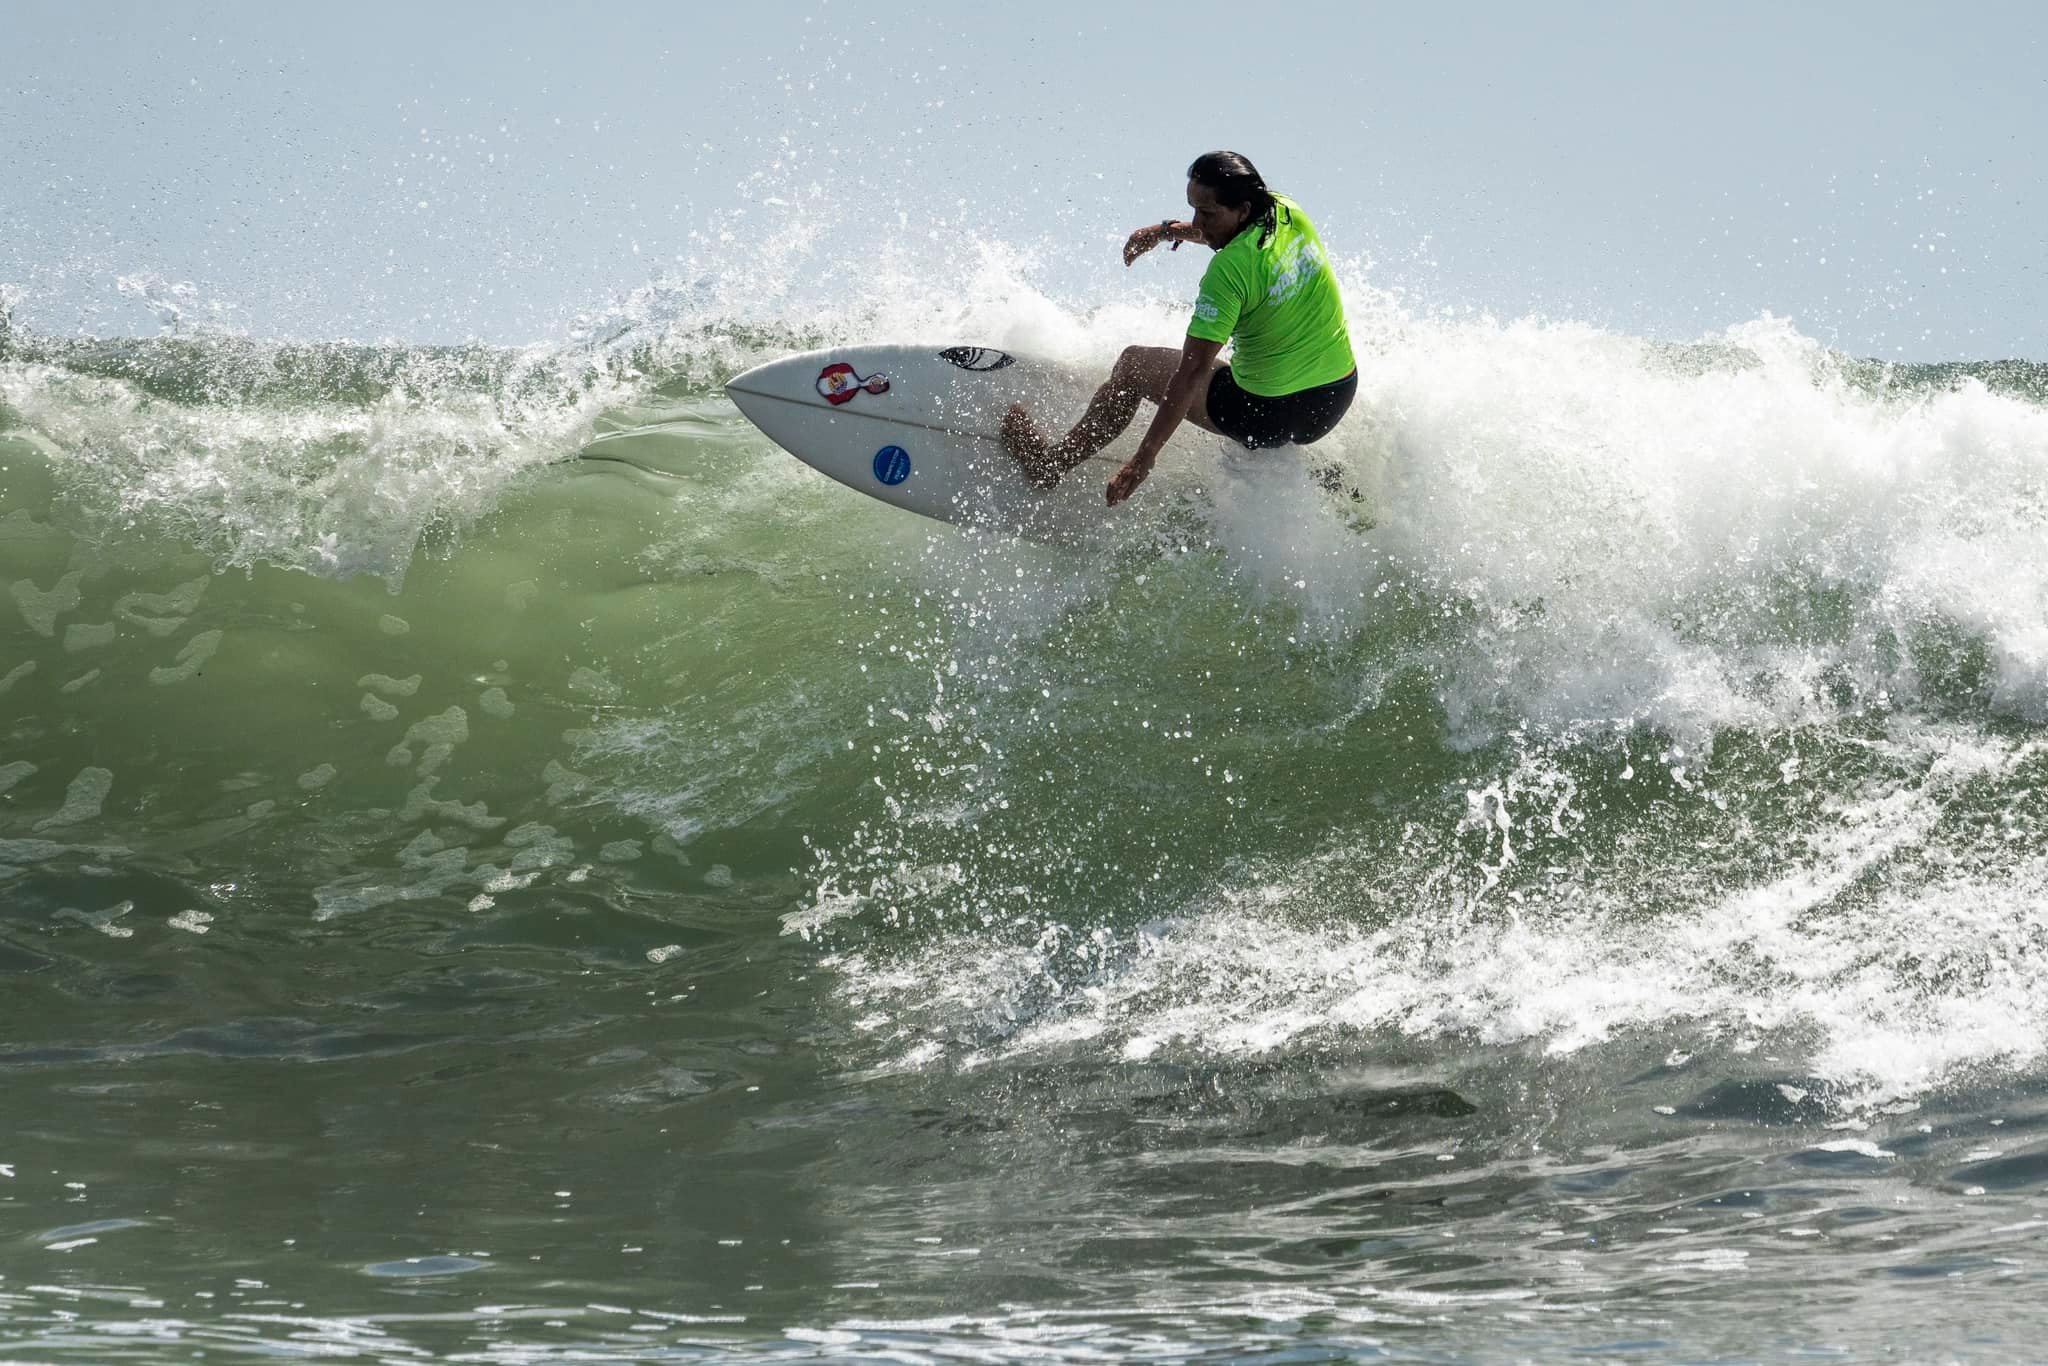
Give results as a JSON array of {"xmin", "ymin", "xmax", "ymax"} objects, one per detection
[{"xmin": 873, "ymin": 445, "xmax": 911, "ymax": 486}]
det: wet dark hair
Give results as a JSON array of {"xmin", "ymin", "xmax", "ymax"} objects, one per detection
[{"xmin": 1187, "ymin": 150, "xmax": 1287, "ymax": 247}]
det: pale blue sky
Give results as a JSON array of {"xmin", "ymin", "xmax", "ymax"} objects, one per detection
[{"xmin": 5, "ymin": 1, "xmax": 2042, "ymax": 358}]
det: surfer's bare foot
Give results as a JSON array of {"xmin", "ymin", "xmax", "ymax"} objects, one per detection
[{"xmin": 1002, "ymin": 404, "xmax": 1061, "ymax": 489}]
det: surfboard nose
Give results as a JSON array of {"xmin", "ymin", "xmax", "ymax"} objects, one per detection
[
  {"xmin": 723, "ymin": 351, "xmax": 816, "ymax": 427},
  {"xmin": 723, "ymin": 352, "xmax": 801, "ymax": 401}
]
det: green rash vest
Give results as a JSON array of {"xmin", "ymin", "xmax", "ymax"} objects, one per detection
[{"xmin": 1185, "ymin": 194, "xmax": 1354, "ymax": 397}]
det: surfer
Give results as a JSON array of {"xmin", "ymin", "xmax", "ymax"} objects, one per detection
[{"xmin": 1002, "ymin": 151, "xmax": 1357, "ymax": 505}]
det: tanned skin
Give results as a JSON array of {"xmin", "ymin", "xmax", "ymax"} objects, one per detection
[{"xmin": 1002, "ymin": 180, "xmax": 1255, "ymax": 506}]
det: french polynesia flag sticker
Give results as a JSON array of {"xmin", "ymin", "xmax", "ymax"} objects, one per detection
[{"xmin": 817, "ymin": 362, "xmax": 890, "ymax": 405}]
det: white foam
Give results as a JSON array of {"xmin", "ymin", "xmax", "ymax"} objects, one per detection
[
  {"xmin": 53, "ymin": 901, "xmax": 134, "ymax": 939},
  {"xmin": 606, "ymin": 240, "xmax": 2048, "ymax": 751},
  {"xmin": 33, "ymin": 767, "xmax": 111, "ymax": 831},
  {"xmin": 397, "ymin": 778, "xmax": 503, "ymax": 831},
  {"xmin": 676, "ymin": 244, "xmax": 2048, "ymax": 747},
  {"xmin": 2, "ymin": 351, "xmax": 627, "ymax": 587},
  {"xmin": 1243, "ymin": 310, "xmax": 2048, "ymax": 744},
  {"xmin": 10, "ymin": 570, "xmax": 84, "ymax": 637},
  {"xmin": 541, "ymin": 760, "xmax": 590, "ymax": 805},
  {"xmin": 61, "ymin": 621, "xmax": 115, "ymax": 652},
  {"xmin": 357, "ymin": 673, "xmax": 422, "ymax": 697},
  {"xmin": 1811, "ymin": 1139, "xmax": 1896, "ymax": 1159},
  {"xmin": 112, "ymin": 576, "xmax": 207, "ymax": 637},
  {"xmin": 386, "ymin": 705, "xmax": 468, "ymax": 772},
  {"xmin": 830, "ymin": 724, "xmax": 2048, "ymax": 1107},
  {"xmin": 567, "ymin": 667, "xmax": 620, "ymax": 701},
  {"xmin": 149, "ymin": 629, "xmax": 222, "ymax": 685}
]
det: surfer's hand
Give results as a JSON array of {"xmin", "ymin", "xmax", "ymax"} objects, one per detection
[
  {"xmin": 1106, "ymin": 455, "xmax": 1153, "ymax": 505},
  {"xmin": 1122, "ymin": 224, "xmax": 1165, "ymax": 267}
]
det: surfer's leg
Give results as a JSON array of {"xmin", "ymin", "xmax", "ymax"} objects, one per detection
[
  {"xmin": 1057, "ymin": 346, "xmax": 1181, "ymax": 462},
  {"xmin": 1001, "ymin": 405, "xmax": 1064, "ymax": 488},
  {"xmin": 1004, "ymin": 350, "xmax": 1166, "ymax": 488},
  {"xmin": 1086, "ymin": 346, "xmax": 1231, "ymax": 439},
  {"xmin": 1005, "ymin": 347, "xmax": 1225, "ymax": 488}
]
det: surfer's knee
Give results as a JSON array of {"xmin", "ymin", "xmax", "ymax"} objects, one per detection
[{"xmin": 1111, "ymin": 345, "xmax": 1171, "ymax": 401}]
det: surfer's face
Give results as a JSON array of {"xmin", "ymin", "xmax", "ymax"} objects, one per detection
[{"xmin": 1187, "ymin": 180, "xmax": 1253, "ymax": 250}]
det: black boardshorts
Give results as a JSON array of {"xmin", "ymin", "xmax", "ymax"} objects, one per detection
[{"xmin": 1205, "ymin": 367, "xmax": 1358, "ymax": 451}]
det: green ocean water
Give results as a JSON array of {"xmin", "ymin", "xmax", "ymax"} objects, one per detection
[{"xmin": 4, "ymin": 293, "xmax": 2048, "ymax": 1361}]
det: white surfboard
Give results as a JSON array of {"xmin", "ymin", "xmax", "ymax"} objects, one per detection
[{"xmin": 724, "ymin": 344, "xmax": 1154, "ymax": 540}]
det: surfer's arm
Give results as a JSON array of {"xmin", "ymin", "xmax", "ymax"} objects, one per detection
[
  {"xmin": 1107, "ymin": 335, "xmax": 1224, "ymax": 506},
  {"xmin": 1123, "ymin": 220, "xmax": 1198, "ymax": 266}
]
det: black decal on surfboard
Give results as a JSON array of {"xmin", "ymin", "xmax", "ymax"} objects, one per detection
[{"xmin": 938, "ymin": 347, "xmax": 1015, "ymax": 372}]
